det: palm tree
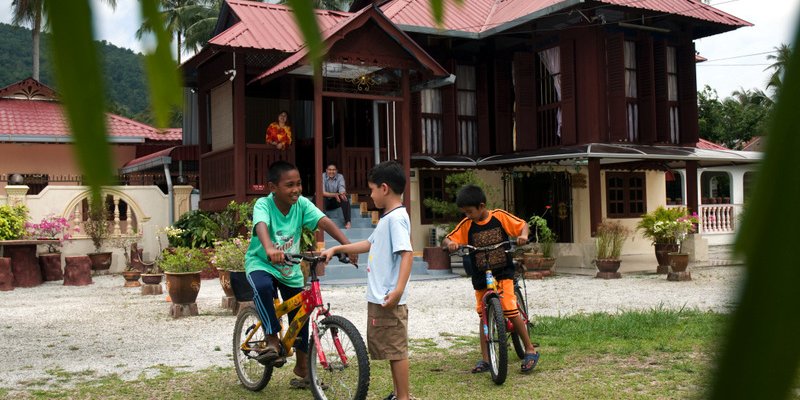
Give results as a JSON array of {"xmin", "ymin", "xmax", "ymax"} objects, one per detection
[
  {"xmin": 278, "ymin": 0, "xmax": 352, "ymax": 11},
  {"xmin": 765, "ymin": 43, "xmax": 792, "ymax": 97},
  {"xmin": 182, "ymin": 0, "xmax": 224, "ymax": 56},
  {"xmin": 137, "ymin": 0, "xmax": 204, "ymax": 64},
  {"xmin": 11, "ymin": 0, "xmax": 117, "ymax": 81}
]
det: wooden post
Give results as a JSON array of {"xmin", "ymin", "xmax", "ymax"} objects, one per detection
[
  {"xmin": 685, "ymin": 161, "xmax": 699, "ymax": 215},
  {"xmin": 233, "ymin": 51, "xmax": 247, "ymax": 203},
  {"xmin": 314, "ymin": 63, "xmax": 325, "ymax": 245},
  {"xmin": 400, "ymin": 68, "xmax": 411, "ymax": 211},
  {"xmin": 588, "ymin": 158, "xmax": 602, "ymax": 235}
]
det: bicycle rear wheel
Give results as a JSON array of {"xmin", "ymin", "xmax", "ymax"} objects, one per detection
[
  {"xmin": 511, "ymin": 283, "xmax": 531, "ymax": 360},
  {"xmin": 232, "ymin": 307, "xmax": 273, "ymax": 391},
  {"xmin": 486, "ymin": 296, "xmax": 508, "ymax": 385},
  {"xmin": 308, "ymin": 315, "xmax": 370, "ymax": 400}
]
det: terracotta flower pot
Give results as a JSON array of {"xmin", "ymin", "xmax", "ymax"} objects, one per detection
[
  {"xmin": 0, "ymin": 257, "xmax": 13, "ymax": 291},
  {"xmin": 165, "ymin": 271, "xmax": 202, "ymax": 304},
  {"xmin": 141, "ymin": 273, "xmax": 163, "ymax": 285},
  {"xmin": 218, "ymin": 268, "xmax": 235, "ymax": 297},
  {"xmin": 87, "ymin": 252, "xmax": 112, "ymax": 271},
  {"xmin": 654, "ymin": 243, "xmax": 679, "ymax": 274},
  {"xmin": 668, "ymin": 252, "xmax": 690, "ymax": 273},
  {"xmin": 594, "ymin": 258, "xmax": 622, "ymax": 279},
  {"xmin": 122, "ymin": 270, "xmax": 141, "ymax": 287}
]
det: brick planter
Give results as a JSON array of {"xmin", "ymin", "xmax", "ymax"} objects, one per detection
[
  {"xmin": 0, "ymin": 257, "xmax": 13, "ymax": 291},
  {"xmin": 63, "ymin": 256, "xmax": 93, "ymax": 286},
  {"xmin": 39, "ymin": 253, "xmax": 63, "ymax": 281}
]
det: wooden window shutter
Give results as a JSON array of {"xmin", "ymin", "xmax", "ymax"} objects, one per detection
[
  {"xmin": 494, "ymin": 58, "xmax": 514, "ymax": 154},
  {"xmin": 411, "ymin": 91, "xmax": 421, "ymax": 153},
  {"xmin": 513, "ymin": 51, "xmax": 537, "ymax": 150},
  {"xmin": 441, "ymin": 59, "xmax": 458, "ymax": 155},
  {"xmin": 477, "ymin": 62, "xmax": 491, "ymax": 155},
  {"xmin": 560, "ymin": 37, "xmax": 577, "ymax": 145},
  {"xmin": 653, "ymin": 39, "xmax": 669, "ymax": 142},
  {"xmin": 677, "ymin": 41, "xmax": 699, "ymax": 145},
  {"xmin": 606, "ymin": 32, "xmax": 626, "ymax": 142},
  {"xmin": 637, "ymin": 35, "xmax": 657, "ymax": 144}
]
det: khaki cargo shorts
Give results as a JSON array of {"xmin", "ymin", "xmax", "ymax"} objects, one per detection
[{"xmin": 367, "ymin": 302, "xmax": 408, "ymax": 360}]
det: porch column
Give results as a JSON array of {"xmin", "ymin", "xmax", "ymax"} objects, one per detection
[
  {"xmin": 685, "ymin": 161, "xmax": 698, "ymax": 214},
  {"xmin": 233, "ymin": 51, "xmax": 247, "ymax": 203},
  {"xmin": 588, "ymin": 158, "xmax": 601, "ymax": 235},
  {"xmin": 401, "ymin": 69, "xmax": 411, "ymax": 210},
  {"xmin": 314, "ymin": 63, "xmax": 324, "ymax": 211}
]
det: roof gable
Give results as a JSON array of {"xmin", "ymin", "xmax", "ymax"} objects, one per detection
[{"xmin": 0, "ymin": 78, "xmax": 58, "ymax": 101}]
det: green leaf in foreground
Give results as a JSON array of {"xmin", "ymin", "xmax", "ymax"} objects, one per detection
[
  {"xmin": 44, "ymin": 0, "xmax": 112, "ymax": 203},
  {"xmin": 711, "ymin": 16, "xmax": 800, "ymax": 400},
  {"xmin": 139, "ymin": 0, "xmax": 182, "ymax": 129}
]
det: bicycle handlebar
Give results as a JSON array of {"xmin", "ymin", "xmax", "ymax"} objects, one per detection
[
  {"xmin": 284, "ymin": 253, "xmax": 358, "ymax": 269},
  {"xmin": 449, "ymin": 238, "xmax": 528, "ymax": 256}
]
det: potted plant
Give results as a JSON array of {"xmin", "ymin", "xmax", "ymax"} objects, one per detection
[
  {"xmin": 300, "ymin": 226, "xmax": 323, "ymax": 278},
  {"xmin": 83, "ymin": 200, "xmax": 112, "ymax": 272},
  {"xmin": 210, "ymin": 236, "xmax": 250, "ymax": 304},
  {"xmin": 108, "ymin": 236, "xmax": 142, "ymax": 287},
  {"xmin": 637, "ymin": 206, "xmax": 688, "ymax": 274},
  {"xmin": 159, "ymin": 246, "xmax": 208, "ymax": 306},
  {"xmin": 169, "ymin": 210, "xmax": 220, "ymax": 279},
  {"xmin": 594, "ymin": 220, "xmax": 632, "ymax": 279},
  {"xmin": 25, "ymin": 214, "xmax": 78, "ymax": 281},
  {"xmin": 666, "ymin": 212, "xmax": 699, "ymax": 280},
  {"xmin": 526, "ymin": 206, "xmax": 556, "ymax": 273}
]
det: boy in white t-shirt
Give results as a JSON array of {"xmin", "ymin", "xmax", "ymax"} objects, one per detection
[{"xmin": 321, "ymin": 160, "xmax": 414, "ymax": 400}]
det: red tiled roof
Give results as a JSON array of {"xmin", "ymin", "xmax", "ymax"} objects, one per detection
[
  {"xmin": 0, "ymin": 98, "xmax": 181, "ymax": 142},
  {"xmin": 380, "ymin": 0, "xmax": 750, "ymax": 37},
  {"xmin": 696, "ymin": 138, "xmax": 728, "ymax": 150},
  {"xmin": 208, "ymin": 0, "xmax": 351, "ymax": 52}
]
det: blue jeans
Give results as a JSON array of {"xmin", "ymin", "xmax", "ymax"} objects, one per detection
[{"xmin": 246, "ymin": 270, "xmax": 309, "ymax": 353}]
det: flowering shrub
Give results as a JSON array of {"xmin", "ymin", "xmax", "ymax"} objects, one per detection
[
  {"xmin": 25, "ymin": 214, "xmax": 79, "ymax": 253},
  {"xmin": 265, "ymin": 123, "xmax": 292, "ymax": 149},
  {"xmin": 158, "ymin": 246, "xmax": 208, "ymax": 273},
  {"xmin": 210, "ymin": 237, "xmax": 249, "ymax": 271},
  {"xmin": 637, "ymin": 206, "xmax": 691, "ymax": 244},
  {"xmin": 162, "ymin": 226, "xmax": 186, "ymax": 247},
  {"xmin": 673, "ymin": 213, "xmax": 700, "ymax": 250}
]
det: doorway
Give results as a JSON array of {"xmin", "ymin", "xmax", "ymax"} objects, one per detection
[{"xmin": 513, "ymin": 172, "xmax": 573, "ymax": 243}]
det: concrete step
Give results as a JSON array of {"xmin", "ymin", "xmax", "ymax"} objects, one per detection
[{"xmin": 318, "ymin": 259, "xmax": 460, "ymax": 286}]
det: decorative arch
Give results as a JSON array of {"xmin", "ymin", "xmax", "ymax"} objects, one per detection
[{"xmin": 62, "ymin": 188, "xmax": 151, "ymax": 238}]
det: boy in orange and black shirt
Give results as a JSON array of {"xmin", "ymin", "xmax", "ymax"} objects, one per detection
[{"xmin": 443, "ymin": 184, "xmax": 540, "ymax": 374}]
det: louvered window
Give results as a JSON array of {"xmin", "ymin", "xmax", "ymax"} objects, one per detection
[
  {"xmin": 420, "ymin": 89, "xmax": 442, "ymax": 154},
  {"xmin": 456, "ymin": 65, "xmax": 477, "ymax": 155}
]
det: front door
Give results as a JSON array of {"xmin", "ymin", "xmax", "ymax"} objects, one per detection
[{"xmin": 513, "ymin": 172, "xmax": 573, "ymax": 243}]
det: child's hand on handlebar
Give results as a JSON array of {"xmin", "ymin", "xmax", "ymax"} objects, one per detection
[
  {"xmin": 266, "ymin": 248, "xmax": 285, "ymax": 264},
  {"xmin": 319, "ymin": 247, "xmax": 337, "ymax": 262},
  {"xmin": 516, "ymin": 236, "xmax": 529, "ymax": 246},
  {"xmin": 446, "ymin": 242, "xmax": 460, "ymax": 252}
]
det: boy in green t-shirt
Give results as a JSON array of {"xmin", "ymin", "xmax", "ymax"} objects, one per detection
[{"xmin": 245, "ymin": 161, "xmax": 355, "ymax": 388}]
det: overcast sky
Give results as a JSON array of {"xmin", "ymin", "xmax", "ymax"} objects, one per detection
[{"xmin": 1, "ymin": 0, "xmax": 798, "ymax": 98}]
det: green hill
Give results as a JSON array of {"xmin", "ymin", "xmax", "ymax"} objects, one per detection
[{"xmin": 0, "ymin": 22, "xmax": 153, "ymax": 123}]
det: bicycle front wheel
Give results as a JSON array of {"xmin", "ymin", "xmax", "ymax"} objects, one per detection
[
  {"xmin": 486, "ymin": 296, "xmax": 508, "ymax": 385},
  {"xmin": 232, "ymin": 306, "xmax": 273, "ymax": 391},
  {"xmin": 308, "ymin": 315, "xmax": 370, "ymax": 400},
  {"xmin": 511, "ymin": 283, "xmax": 531, "ymax": 360}
]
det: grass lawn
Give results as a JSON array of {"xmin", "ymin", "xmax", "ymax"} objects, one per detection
[{"xmin": 2, "ymin": 309, "xmax": 735, "ymax": 399}]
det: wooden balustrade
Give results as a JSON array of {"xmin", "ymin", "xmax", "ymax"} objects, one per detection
[
  {"xmin": 200, "ymin": 148, "xmax": 235, "ymax": 199},
  {"xmin": 246, "ymin": 144, "xmax": 294, "ymax": 195}
]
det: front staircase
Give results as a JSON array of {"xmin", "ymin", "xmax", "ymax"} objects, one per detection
[{"xmin": 318, "ymin": 202, "xmax": 457, "ymax": 285}]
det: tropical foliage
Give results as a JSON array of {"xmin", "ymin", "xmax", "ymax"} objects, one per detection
[
  {"xmin": 528, "ymin": 207, "xmax": 556, "ymax": 257},
  {"xmin": 0, "ymin": 204, "xmax": 29, "ymax": 240},
  {"xmin": 169, "ymin": 210, "xmax": 220, "ymax": 248},
  {"xmin": 83, "ymin": 200, "xmax": 110, "ymax": 252},
  {"xmin": 636, "ymin": 206, "xmax": 691, "ymax": 245}
]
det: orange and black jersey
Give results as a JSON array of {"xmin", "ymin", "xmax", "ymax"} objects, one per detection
[{"xmin": 446, "ymin": 210, "xmax": 527, "ymax": 290}]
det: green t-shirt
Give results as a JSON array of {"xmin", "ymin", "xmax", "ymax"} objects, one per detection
[{"xmin": 245, "ymin": 194, "xmax": 325, "ymax": 287}]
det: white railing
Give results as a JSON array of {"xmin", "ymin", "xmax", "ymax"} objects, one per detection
[{"xmin": 699, "ymin": 204, "xmax": 742, "ymax": 234}]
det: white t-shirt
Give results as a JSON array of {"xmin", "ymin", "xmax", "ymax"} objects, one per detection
[{"xmin": 366, "ymin": 206, "xmax": 413, "ymax": 305}]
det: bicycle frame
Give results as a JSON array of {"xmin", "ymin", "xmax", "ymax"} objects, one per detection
[{"xmin": 238, "ymin": 255, "xmax": 348, "ymax": 369}]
